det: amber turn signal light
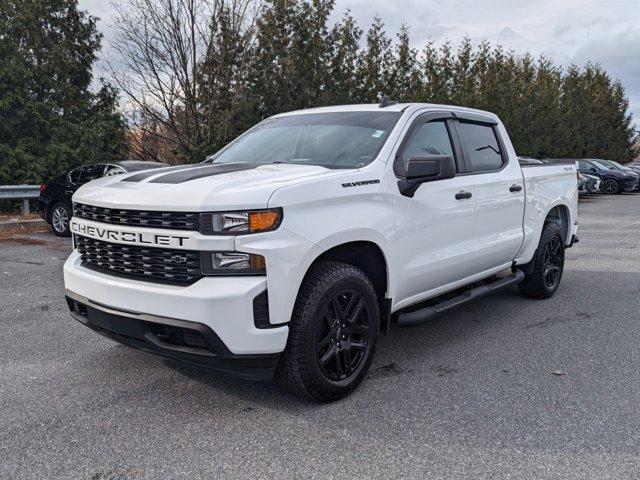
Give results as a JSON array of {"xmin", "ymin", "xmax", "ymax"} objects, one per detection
[{"xmin": 248, "ymin": 210, "xmax": 281, "ymax": 232}]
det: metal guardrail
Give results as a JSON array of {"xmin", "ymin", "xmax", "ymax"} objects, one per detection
[{"xmin": 0, "ymin": 185, "xmax": 40, "ymax": 214}]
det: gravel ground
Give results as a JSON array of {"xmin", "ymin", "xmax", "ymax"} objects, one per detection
[{"xmin": 1, "ymin": 193, "xmax": 640, "ymax": 479}]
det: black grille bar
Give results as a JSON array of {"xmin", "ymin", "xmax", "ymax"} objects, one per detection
[
  {"xmin": 73, "ymin": 203, "xmax": 199, "ymax": 231},
  {"xmin": 76, "ymin": 235, "xmax": 202, "ymax": 284}
]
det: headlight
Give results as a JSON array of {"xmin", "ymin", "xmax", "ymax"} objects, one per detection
[
  {"xmin": 201, "ymin": 252, "xmax": 266, "ymax": 275},
  {"xmin": 200, "ymin": 208, "xmax": 282, "ymax": 235}
]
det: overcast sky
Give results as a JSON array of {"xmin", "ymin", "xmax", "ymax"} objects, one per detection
[{"xmin": 79, "ymin": 0, "xmax": 640, "ymax": 128}]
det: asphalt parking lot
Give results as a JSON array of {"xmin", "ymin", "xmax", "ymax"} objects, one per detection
[{"xmin": 2, "ymin": 193, "xmax": 640, "ymax": 480}]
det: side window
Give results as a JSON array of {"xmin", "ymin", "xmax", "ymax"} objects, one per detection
[
  {"xmin": 104, "ymin": 165, "xmax": 126, "ymax": 176},
  {"xmin": 79, "ymin": 164, "xmax": 106, "ymax": 183},
  {"xmin": 398, "ymin": 120, "xmax": 456, "ymax": 175},
  {"xmin": 457, "ymin": 121, "xmax": 504, "ymax": 173},
  {"xmin": 68, "ymin": 167, "xmax": 84, "ymax": 183},
  {"xmin": 578, "ymin": 161, "xmax": 591, "ymax": 170}
]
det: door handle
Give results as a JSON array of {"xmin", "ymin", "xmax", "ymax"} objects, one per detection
[
  {"xmin": 509, "ymin": 184, "xmax": 523, "ymax": 192},
  {"xmin": 455, "ymin": 191, "xmax": 472, "ymax": 200}
]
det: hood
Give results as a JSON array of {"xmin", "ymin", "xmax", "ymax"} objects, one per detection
[
  {"xmin": 72, "ymin": 163, "xmax": 343, "ymax": 211},
  {"xmin": 609, "ymin": 169, "xmax": 638, "ymax": 179}
]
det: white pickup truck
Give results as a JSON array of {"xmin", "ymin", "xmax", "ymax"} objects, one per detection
[{"xmin": 64, "ymin": 102, "xmax": 578, "ymax": 401}]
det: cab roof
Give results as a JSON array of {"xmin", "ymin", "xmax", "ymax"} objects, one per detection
[{"xmin": 274, "ymin": 103, "xmax": 499, "ymax": 120}]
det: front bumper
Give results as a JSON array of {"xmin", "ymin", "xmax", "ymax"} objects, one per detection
[
  {"xmin": 621, "ymin": 178, "xmax": 638, "ymax": 192},
  {"xmin": 66, "ymin": 291, "xmax": 279, "ymax": 380},
  {"xmin": 586, "ymin": 179, "xmax": 601, "ymax": 192},
  {"xmin": 63, "ymin": 251, "xmax": 288, "ymax": 357}
]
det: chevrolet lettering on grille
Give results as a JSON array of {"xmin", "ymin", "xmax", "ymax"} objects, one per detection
[{"xmin": 71, "ymin": 219, "xmax": 189, "ymax": 248}]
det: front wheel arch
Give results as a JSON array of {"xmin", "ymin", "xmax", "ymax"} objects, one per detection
[{"xmin": 299, "ymin": 241, "xmax": 390, "ymax": 331}]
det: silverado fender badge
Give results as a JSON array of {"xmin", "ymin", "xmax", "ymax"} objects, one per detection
[{"xmin": 342, "ymin": 179, "xmax": 381, "ymax": 188}]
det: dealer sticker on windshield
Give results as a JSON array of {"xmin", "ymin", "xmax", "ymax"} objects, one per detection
[{"xmin": 372, "ymin": 130, "xmax": 384, "ymax": 138}]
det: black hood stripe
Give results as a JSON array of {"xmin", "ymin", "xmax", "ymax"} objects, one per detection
[
  {"xmin": 148, "ymin": 163, "xmax": 262, "ymax": 184},
  {"xmin": 122, "ymin": 165, "xmax": 193, "ymax": 183}
]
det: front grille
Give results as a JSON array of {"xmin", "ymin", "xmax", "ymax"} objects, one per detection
[
  {"xmin": 76, "ymin": 235, "xmax": 202, "ymax": 284},
  {"xmin": 73, "ymin": 203, "xmax": 199, "ymax": 231}
]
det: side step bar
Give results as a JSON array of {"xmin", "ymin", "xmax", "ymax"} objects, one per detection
[{"xmin": 397, "ymin": 270, "xmax": 525, "ymax": 328}]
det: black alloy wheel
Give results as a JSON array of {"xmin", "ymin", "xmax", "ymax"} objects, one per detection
[
  {"xmin": 315, "ymin": 290, "xmax": 371, "ymax": 382},
  {"xmin": 518, "ymin": 221, "xmax": 565, "ymax": 299},
  {"xmin": 602, "ymin": 178, "xmax": 620, "ymax": 194},
  {"xmin": 275, "ymin": 261, "xmax": 379, "ymax": 402},
  {"xmin": 543, "ymin": 234, "xmax": 564, "ymax": 289}
]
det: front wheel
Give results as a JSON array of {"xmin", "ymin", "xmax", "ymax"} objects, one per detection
[
  {"xmin": 276, "ymin": 261, "xmax": 379, "ymax": 402},
  {"xmin": 518, "ymin": 221, "xmax": 565, "ymax": 299}
]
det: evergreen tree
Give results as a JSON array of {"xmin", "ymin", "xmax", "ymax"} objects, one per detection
[
  {"xmin": 323, "ymin": 10, "xmax": 362, "ymax": 104},
  {"xmin": 450, "ymin": 37, "xmax": 475, "ymax": 106},
  {"xmin": 389, "ymin": 24, "xmax": 421, "ymax": 102},
  {"xmin": 357, "ymin": 16, "xmax": 393, "ymax": 101},
  {"xmin": 0, "ymin": 0, "xmax": 128, "ymax": 184},
  {"xmin": 251, "ymin": 0, "xmax": 299, "ymax": 117},
  {"xmin": 290, "ymin": 0, "xmax": 335, "ymax": 107}
]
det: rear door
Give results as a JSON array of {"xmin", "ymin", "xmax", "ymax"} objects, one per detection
[
  {"xmin": 393, "ymin": 112, "xmax": 479, "ymax": 306},
  {"xmin": 453, "ymin": 117, "xmax": 524, "ymax": 271}
]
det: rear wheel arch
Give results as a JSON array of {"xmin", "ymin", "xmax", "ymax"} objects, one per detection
[{"xmin": 545, "ymin": 204, "xmax": 570, "ymax": 243}]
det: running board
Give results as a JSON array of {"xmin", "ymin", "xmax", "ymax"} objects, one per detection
[{"xmin": 396, "ymin": 270, "xmax": 525, "ymax": 328}]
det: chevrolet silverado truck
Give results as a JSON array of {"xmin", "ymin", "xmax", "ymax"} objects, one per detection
[{"xmin": 63, "ymin": 102, "xmax": 579, "ymax": 402}]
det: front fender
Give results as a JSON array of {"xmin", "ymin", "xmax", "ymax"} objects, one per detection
[{"xmin": 313, "ymin": 228, "xmax": 396, "ymax": 299}]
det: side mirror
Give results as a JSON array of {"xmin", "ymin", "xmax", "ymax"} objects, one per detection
[
  {"xmin": 398, "ymin": 155, "xmax": 456, "ymax": 197},
  {"xmin": 590, "ymin": 168, "xmax": 597, "ymax": 173}
]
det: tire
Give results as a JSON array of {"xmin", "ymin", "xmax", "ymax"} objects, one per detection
[
  {"xmin": 602, "ymin": 178, "xmax": 620, "ymax": 194},
  {"xmin": 275, "ymin": 261, "xmax": 379, "ymax": 402},
  {"xmin": 518, "ymin": 221, "xmax": 565, "ymax": 299},
  {"xmin": 50, "ymin": 202, "xmax": 72, "ymax": 237}
]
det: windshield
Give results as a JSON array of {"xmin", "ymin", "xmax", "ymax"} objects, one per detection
[
  {"xmin": 592, "ymin": 161, "xmax": 612, "ymax": 170},
  {"xmin": 601, "ymin": 161, "xmax": 621, "ymax": 170},
  {"xmin": 609, "ymin": 160, "xmax": 631, "ymax": 170},
  {"xmin": 205, "ymin": 112, "xmax": 401, "ymax": 169}
]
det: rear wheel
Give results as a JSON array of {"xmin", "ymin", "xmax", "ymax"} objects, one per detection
[
  {"xmin": 276, "ymin": 261, "xmax": 379, "ymax": 402},
  {"xmin": 602, "ymin": 178, "xmax": 620, "ymax": 194},
  {"xmin": 50, "ymin": 203, "xmax": 71, "ymax": 237},
  {"xmin": 518, "ymin": 221, "xmax": 565, "ymax": 299}
]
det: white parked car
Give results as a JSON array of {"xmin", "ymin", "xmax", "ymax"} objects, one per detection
[{"xmin": 64, "ymin": 103, "xmax": 579, "ymax": 401}]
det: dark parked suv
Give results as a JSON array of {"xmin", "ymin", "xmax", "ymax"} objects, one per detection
[
  {"xmin": 39, "ymin": 161, "xmax": 164, "ymax": 236},
  {"xmin": 577, "ymin": 159, "xmax": 638, "ymax": 194}
]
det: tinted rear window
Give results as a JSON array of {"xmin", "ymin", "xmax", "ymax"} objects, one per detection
[{"xmin": 457, "ymin": 121, "xmax": 504, "ymax": 172}]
